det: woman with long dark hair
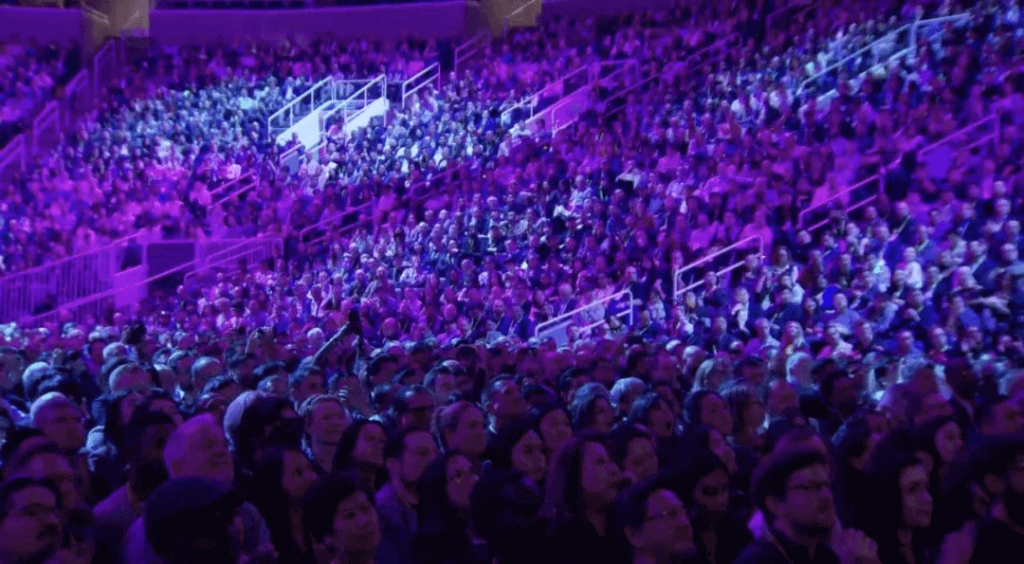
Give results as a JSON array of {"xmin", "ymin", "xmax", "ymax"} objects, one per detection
[
  {"xmin": 412, "ymin": 452, "xmax": 488, "ymax": 564},
  {"xmin": 332, "ymin": 419, "xmax": 389, "ymax": 492},
  {"xmin": 542, "ymin": 433, "xmax": 629, "ymax": 564},
  {"xmin": 856, "ymin": 432, "xmax": 939, "ymax": 564},
  {"xmin": 246, "ymin": 443, "xmax": 318, "ymax": 564},
  {"xmin": 670, "ymin": 450, "xmax": 752, "ymax": 564},
  {"xmin": 627, "ymin": 392, "xmax": 685, "ymax": 472}
]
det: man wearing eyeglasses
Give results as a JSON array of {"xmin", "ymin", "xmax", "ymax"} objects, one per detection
[
  {"xmin": 616, "ymin": 475, "xmax": 696, "ymax": 564},
  {"xmin": 737, "ymin": 449, "xmax": 880, "ymax": 564},
  {"xmin": 0, "ymin": 478, "xmax": 63, "ymax": 564}
]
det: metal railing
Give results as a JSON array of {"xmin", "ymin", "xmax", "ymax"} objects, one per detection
[
  {"xmin": 0, "ymin": 135, "xmax": 27, "ymax": 180},
  {"xmin": 454, "ymin": 32, "xmax": 490, "ymax": 76},
  {"xmin": 501, "ymin": 64, "xmax": 592, "ymax": 126},
  {"xmin": 603, "ymin": 34, "xmax": 738, "ymax": 118},
  {"xmin": 183, "ymin": 238, "xmax": 283, "ymax": 286},
  {"xmin": 321, "ymin": 74, "xmax": 387, "ymax": 126},
  {"xmin": 207, "ymin": 170, "xmax": 258, "ymax": 206},
  {"xmin": 299, "ymin": 164, "xmax": 468, "ymax": 248},
  {"xmin": 401, "ymin": 63, "xmax": 440, "ymax": 108},
  {"xmin": 535, "ymin": 289, "xmax": 634, "ymax": 347},
  {"xmin": 798, "ymin": 175, "xmax": 884, "ymax": 231},
  {"xmin": 919, "ymin": 113, "xmax": 1000, "ymax": 162},
  {"xmin": 504, "ymin": 0, "xmax": 542, "ymax": 33},
  {"xmin": 266, "ymin": 76, "xmax": 334, "ymax": 143},
  {"xmin": 673, "ymin": 236, "xmax": 763, "ymax": 304},
  {"xmin": 0, "ymin": 233, "xmax": 147, "ymax": 323}
]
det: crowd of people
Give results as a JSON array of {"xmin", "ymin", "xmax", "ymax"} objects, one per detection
[
  {"xmin": 0, "ymin": 39, "xmax": 79, "ymax": 150},
  {"xmin": 3, "ymin": 0, "xmax": 1024, "ymax": 563}
]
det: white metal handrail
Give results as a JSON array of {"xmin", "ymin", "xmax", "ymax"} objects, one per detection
[
  {"xmin": 266, "ymin": 76, "xmax": 333, "ymax": 142},
  {"xmin": 320, "ymin": 75, "xmax": 387, "ymax": 126},
  {"xmin": 799, "ymin": 23, "xmax": 911, "ymax": 95},
  {"xmin": 918, "ymin": 114, "xmax": 1000, "ymax": 160},
  {"xmin": 673, "ymin": 236, "xmax": 763, "ymax": 303},
  {"xmin": 798, "ymin": 174, "xmax": 883, "ymax": 229},
  {"xmin": 504, "ymin": 0, "xmax": 542, "ymax": 33},
  {"xmin": 401, "ymin": 63, "xmax": 440, "ymax": 108},
  {"xmin": 0, "ymin": 134, "xmax": 27, "ymax": 179},
  {"xmin": 183, "ymin": 238, "xmax": 283, "ymax": 286},
  {"xmin": 535, "ymin": 289, "xmax": 634, "ymax": 346},
  {"xmin": 454, "ymin": 32, "xmax": 490, "ymax": 76}
]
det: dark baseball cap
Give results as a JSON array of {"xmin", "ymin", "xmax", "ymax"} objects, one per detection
[{"xmin": 144, "ymin": 477, "xmax": 244, "ymax": 548}]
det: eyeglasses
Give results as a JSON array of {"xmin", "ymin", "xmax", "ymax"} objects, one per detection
[{"xmin": 787, "ymin": 481, "xmax": 831, "ymax": 495}]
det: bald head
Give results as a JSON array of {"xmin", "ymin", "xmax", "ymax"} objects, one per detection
[
  {"xmin": 163, "ymin": 414, "xmax": 234, "ymax": 483},
  {"xmin": 108, "ymin": 363, "xmax": 152, "ymax": 394}
]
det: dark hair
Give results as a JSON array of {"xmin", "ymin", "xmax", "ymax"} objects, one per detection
[
  {"xmin": 0, "ymin": 477, "xmax": 60, "ymax": 520},
  {"xmin": 234, "ymin": 396, "xmax": 295, "ymax": 467},
  {"xmin": 254, "ymin": 361, "xmax": 287, "ymax": 381},
  {"xmin": 289, "ymin": 363, "xmax": 325, "ymax": 393},
  {"xmin": 433, "ymin": 401, "xmax": 485, "ymax": 452},
  {"xmin": 333, "ymin": 419, "xmax": 388, "ymax": 487},
  {"xmin": 248, "ymin": 445, "xmax": 310, "ymax": 562},
  {"xmin": 671, "ymin": 449, "xmax": 729, "ymax": 509},
  {"xmin": 751, "ymin": 449, "xmax": 829, "ymax": 519},
  {"xmin": 607, "ymin": 423, "xmax": 655, "ymax": 470},
  {"xmin": 122, "ymin": 410, "xmax": 177, "ymax": 462},
  {"xmin": 484, "ymin": 417, "xmax": 540, "ymax": 472},
  {"xmin": 416, "ymin": 452, "xmax": 470, "ymax": 537},
  {"xmin": 201, "ymin": 375, "xmax": 237, "ymax": 397},
  {"xmin": 102, "ymin": 390, "xmax": 139, "ymax": 452},
  {"xmin": 303, "ymin": 472, "xmax": 374, "ymax": 543},
  {"xmin": 471, "ymin": 468, "xmax": 548, "ymax": 564},
  {"xmin": 975, "ymin": 394, "xmax": 1011, "ymax": 431},
  {"xmin": 615, "ymin": 473, "xmax": 682, "ymax": 533},
  {"xmin": 627, "ymin": 392, "xmax": 670, "ymax": 429},
  {"xmin": 857, "ymin": 433, "xmax": 933, "ymax": 556},
  {"xmin": 682, "ymin": 390, "xmax": 716, "ymax": 426},
  {"xmin": 542, "ymin": 432, "xmax": 609, "ymax": 531},
  {"xmin": 480, "ymin": 374, "xmax": 517, "ymax": 410},
  {"xmin": 384, "ymin": 427, "xmax": 433, "ymax": 461}
]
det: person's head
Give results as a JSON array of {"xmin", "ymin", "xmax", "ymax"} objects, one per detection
[
  {"xmin": 544, "ymin": 434, "xmax": 625, "ymax": 523},
  {"xmin": 752, "ymin": 450, "xmax": 835, "ymax": 539},
  {"xmin": 674, "ymin": 450, "xmax": 731, "ymax": 525},
  {"xmin": 304, "ymin": 473, "xmax": 381, "ymax": 559},
  {"xmin": 481, "ymin": 375, "xmax": 527, "ymax": 430},
  {"xmin": 385, "ymin": 428, "xmax": 438, "ymax": 489},
  {"xmin": 300, "ymin": 394, "xmax": 350, "ymax": 448},
  {"xmin": 767, "ymin": 378, "xmax": 799, "ymax": 417},
  {"xmin": 418, "ymin": 451, "xmax": 481, "ymax": 536},
  {"xmin": 29, "ymin": 392, "xmax": 85, "ymax": 453},
  {"xmin": 434, "ymin": 400, "xmax": 488, "ymax": 459},
  {"xmin": 977, "ymin": 395, "xmax": 1024, "ymax": 436},
  {"xmin": 864, "ymin": 436, "xmax": 934, "ymax": 536},
  {"xmin": 163, "ymin": 413, "xmax": 234, "ymax": 483},
  {"xmin": 250, "ymin": 444, "xmax": 318, "ymax": 509},
  {"xmin": 627, "ymin": 392, "xmax": 675, "ymax": 440},
  {"xmin": 683, "ymin": 391, "xmax": 732, "ymax": 437},
  {"xmin": 569, "ymin": 383, "xmax": 615, "ymax": 435},
  {"xmin": 608, "ymin": 423, "xmax": 659, "ymax": 484},
  {"xmin": 109, "ymin": 363, "xmax": 153, "ymax": 394},
  {"xmin": 122, "ymin": 409, "xmax": 176, "ymax": 500},
  {"xmin": 289, "ymin": 364, "xmax": 327, "ymax": 407},
  {"xmin": 189, "ymin": 357, "xmax": 223, "ymax": 394},
  {"xmin": 334, "ymin": 419, "xmax": 388, "ymax": 474},
  {"xmin": 616, "ymin": 475, "xmax": 695, "ymax": 563},
  {"xmin": 484, "ymin": 418, "xmax": 547, "ymax": 485},
  {"xmin": 532, "ymin": 403, "xmax": 573, "ymax": 459},
  {"xmin": 0, "ymin": 478, "xmax": 62, "ymax": 564},
  {"xmin": 832, "ymin": 416, "xmax": 883, "ymax": 472},
  {"xmin": 390, "ymin": 385, "xmax": 436, "ymax": 433},
  {"xmin": 916, "ymin": 416, "xmax": 964, "ymax": 468},
  {"xmin": 3, "ymin": 440, "xmax": 79, "ymax": 512},
  {"xmin": 611, "ymin": 377, "xmax": 646, "ymax": 417}
]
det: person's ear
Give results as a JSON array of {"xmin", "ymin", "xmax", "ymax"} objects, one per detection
[
  {"xmin": 765, "ymin": 495, "xmax": 784, "ymax": 521},
  {"xmin": 624, "ymin": 525, "xmax": 646, "ymax": 550}
]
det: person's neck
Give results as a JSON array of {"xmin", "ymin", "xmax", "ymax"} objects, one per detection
[
  {"xmin": 310, "ymin": 440, "xmax": 338, "ymax": 471},
  {"xmin": 773, "ymin": 519, "xmax": 822, "ymax": 557},
  {"xmin": 586, "ymin": 508, "xmax": 610, "ymax": 537}
]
